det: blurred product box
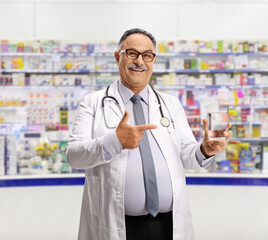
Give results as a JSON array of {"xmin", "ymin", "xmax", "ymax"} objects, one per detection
[{"xmin": 0, "ymin": 136, "xmax": 5, "ymax": 176}]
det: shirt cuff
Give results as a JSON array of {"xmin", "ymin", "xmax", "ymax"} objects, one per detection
[
  {"xmin": 195, "ymin": 143, "xmax": 215, "ymax": 168},
  {"xmin": 103, "ymin": 131, "xmax": 123, "ymax": 161}
]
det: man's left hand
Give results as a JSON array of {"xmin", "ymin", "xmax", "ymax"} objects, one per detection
[{"xmin": 200, "ymin": 119, "xmax": 233, "ymax": 158}]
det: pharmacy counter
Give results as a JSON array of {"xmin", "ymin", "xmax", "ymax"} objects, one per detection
[
  {"xmin": 1, "ymin": 173, "xmax": 268, "ymax": 240},
  {"xmin": 1, "ymin": 173, "xmax": 268, "ymax": 187}
]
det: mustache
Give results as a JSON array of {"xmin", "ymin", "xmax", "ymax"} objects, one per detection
[{"xmin": 127, "ymin": 64, "xmax": 148, "ymax": 71}]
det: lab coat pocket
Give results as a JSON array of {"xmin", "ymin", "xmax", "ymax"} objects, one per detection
[{"xmin": 85, "ymin": 176, "xmax": 100, "ymax": 216}]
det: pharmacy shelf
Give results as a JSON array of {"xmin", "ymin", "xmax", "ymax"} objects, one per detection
[
  {"xmin": 0, "ymin": 84, "xmax": 267, "ymax": 90},
  {"xmin": 0, "ymin": 107, "xmax": 26, "ymax": 110},
  {"xmin": 229, "ymin": 121, "xmax": 262, "ymax": 125},
  {"xmin": 232, "ymin": 137, "xmax": 268, "ymax": 141},
  {"xmin": 175, "ymin": 69, "xmax": 268, "ymax": 73},
  {"xmin": 0, "ymin": 122, "xmax": 27, "ymax": 125},
  {"xmin": 2, "ymin": 52, "xmax": 268, "ymax": 57},
  {"xmin": 0, "ymin": 52, "xmax": 56, "ymax": 57},
  {"xmin": 156, "ymin": 69, "xmax": 268, "ymax": 74},
  {"xmin": 2, "ymin": 68, "xmax": 268, "ymax": 74},
  {"xmin": 158, "ymin": 52, "xmax": 268, "ymax": 57},
  {"xmin": 231, "ymin": 137, "xmax": 268, "ymax": 141},
  {"xmin": 0, "ymin": 52, "xmax": 102, "ymax": 57},
  {"xmin": 158, "ymin": 52, "xmax": 233, "ymax": 57},
  {"xmin": 0, "ymin": 69, "xmax": 119, "ymax": 74},
  {"xmin": 171, "ymin": 69, "xmax": 234, "ymax": 74},
  {"xmin": 154, "ymin": 85, "xmax": 268, "ymax": 90},
  {"xmin": 235, "ymin": 52, "xmax": 268, "ymax": 56},
  {"xmin": 0, "ymin": 85, "xmax": 96, "ymax": 90},
  {"xmin": 1, "ymin": 173, "xmax": 268, "ymax": 187},
  {"xmin": 183, "ymin": 106, "xmax": 200, "ymax": 110},
  {"xmin": 254, "ymin": 105, "xmax": 268, "ymax": 109},
  {"xmin": 235, "ymin": 68, "xmax": 268, "ymax": 73},
  {"xmin": 227, "ymin": 105, "xmax": 268, "ymax": 109}
]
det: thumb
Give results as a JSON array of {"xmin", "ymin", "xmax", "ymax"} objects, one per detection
[{"xmin": 119, "ymin": 110, "xmax": 129, "ymax": 125}]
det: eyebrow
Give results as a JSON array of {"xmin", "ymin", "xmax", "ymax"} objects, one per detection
[{"xmin": 128, "ymin": 48, "xmax": 154, "ymax": 53}]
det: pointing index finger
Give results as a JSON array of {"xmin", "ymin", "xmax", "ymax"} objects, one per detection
[
  {"xmin": 202, "ymin": 119, "xmax": 209, "ymax": 141},
  {"xmin": 136, "ymin": 124, "xmax": 157, "ymax": 132}
]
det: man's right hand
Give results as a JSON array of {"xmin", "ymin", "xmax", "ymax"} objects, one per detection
[{"xmin": 116, "ymin": 110, "xmax": 157, "ymax": 149}]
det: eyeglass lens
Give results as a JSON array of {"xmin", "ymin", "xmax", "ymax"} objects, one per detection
[{"xmin": 126, "ymin": 49, "xmax": 155, "ymax": 62}]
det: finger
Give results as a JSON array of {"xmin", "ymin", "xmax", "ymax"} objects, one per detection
[
  {"xmin": 227, "ymin": 122, "xmax": 232, "ymax": 130},
  {"xmin": 224, "ymin": 130, "xmax": 233, "ymax": 140},
  {"xmin": 136, "ymin": 124, "xmax": 157, "ymax": 131},
  {"xmin": 120, "ymin": 110, "xmax": 129, "ymax": 125},
  {"xmin": 202, "ymin": 119, "xmax": 209, "ymax": 141}
]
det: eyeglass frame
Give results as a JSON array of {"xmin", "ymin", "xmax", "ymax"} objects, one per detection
[{"xmin": 119, "ymin": 48, "xmax": 156, "ymax": 62}]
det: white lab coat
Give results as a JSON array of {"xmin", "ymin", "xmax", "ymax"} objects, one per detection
[{"xmin": 66, "ymin": 80, "xmax": 206, "ymax": 240}]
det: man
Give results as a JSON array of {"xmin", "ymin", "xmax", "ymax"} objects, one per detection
[{"xmin": 66, "ymin": 28, "xmax": 232, "ymax": 240}]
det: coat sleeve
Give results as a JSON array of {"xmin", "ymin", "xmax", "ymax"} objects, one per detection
[
  {"xmin": 66, "ymin": 95, "xmax": 111, "ymax": 169},
  {"xmin": 171, "ymin": 97, "xmax": 203, "ymax": 170}
]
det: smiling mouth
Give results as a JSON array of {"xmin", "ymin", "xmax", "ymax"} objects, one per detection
[{"xmin": 130, "ymin": 68, "xmax": 145, "ymax": 72}]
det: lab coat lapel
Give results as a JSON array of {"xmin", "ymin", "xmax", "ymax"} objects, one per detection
[
  {"xmin": 105, "ymin": 80, "xmax": 125, "ymax": 119},
  {"xmin": 148, "ymin": 87, "xmax": 174, "ymax": 160},
  {"xmin": 148, "ymin": 86, "xmax": 160, "ymax": 124}
]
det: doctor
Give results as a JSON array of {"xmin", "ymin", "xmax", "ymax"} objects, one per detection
[{"xmin": 66, "ymin": 28, "xmax": 232, "ymax": 240}]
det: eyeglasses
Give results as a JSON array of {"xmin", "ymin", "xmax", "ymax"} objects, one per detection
[{"xmin": 119, "ymin": 49, "xmax": 156, "ymax": 62}]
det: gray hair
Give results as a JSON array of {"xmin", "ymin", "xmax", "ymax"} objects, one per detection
[{"xmin": 118, "ymin": 28, "xmax": 156, "ymax": 50}]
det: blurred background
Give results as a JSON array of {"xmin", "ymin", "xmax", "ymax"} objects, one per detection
[{"xmin": 0, "ymin": 0, "xmax": 268, "ymax": 239}]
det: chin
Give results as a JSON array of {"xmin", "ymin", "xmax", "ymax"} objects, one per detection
[{"xmin": 131, "ymin": 76, "xmax": 148, "ymax": 84}]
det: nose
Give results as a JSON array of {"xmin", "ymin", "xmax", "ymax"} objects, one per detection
[{"xmin": 133, "ymin": 53, "xmax": 144, "ymax": 65}]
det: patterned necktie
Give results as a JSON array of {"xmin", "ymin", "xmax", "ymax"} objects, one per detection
[{"xmin": 130, "ymin": 94, "xmax": 159, "ymax": 217}]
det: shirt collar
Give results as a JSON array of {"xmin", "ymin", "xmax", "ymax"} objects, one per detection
[{"xmin": 118, "ymin": 80, "xmax": 149, "ymax": 105}]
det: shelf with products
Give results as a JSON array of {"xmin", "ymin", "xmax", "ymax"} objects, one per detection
[
  {"xmin": 2, "ymin": 68, "xmax": 268, "ymax": 75},
  {"xmin": 1, "ymin": 50, "xmax": 267, "ymax": 58},
  {"xmin": 232, "ymin": 137, "xmax": 268, "ymax": 141},
  {"xmin": 154, "ymin": 84, "xmax": 268, "ymax": 90},
  {"xmin": 227, "ymin": 104, "xmax": 268, "ymax": 109},
  {"xmin": 1, "ymin": 39, "xmax": 268, "ymax": 178},
  {"xmin": 0, "ymin": 69, "xmax": 121, "ymax": 74},
  {"xmin": 158, "ymin": 52, "xmax": 268, "ymax": 57},
  {"xmin": 1, "ymin": 42, "xmax": 268, "ymax": 80},
  {"xmin": 0, "ymin": 81, "xmax": 267, "ymax": 174},
  {"xmin": 229, "ymin": 121, "xmax": 262, "ymax": 125}
]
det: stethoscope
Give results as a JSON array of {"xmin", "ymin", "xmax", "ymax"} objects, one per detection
[{"xmin": 101, "ymin": 85, "xmax": 171, "ymax": 129}]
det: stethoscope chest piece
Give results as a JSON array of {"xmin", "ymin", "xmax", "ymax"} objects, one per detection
[{"xmin": 160, "ymin": 117, "xmax": 170, "ymax": 127}]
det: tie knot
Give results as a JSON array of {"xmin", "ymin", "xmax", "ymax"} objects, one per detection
[{"xmin": 130, "ymin": 94, "xmax": 142, "ymax": 103}]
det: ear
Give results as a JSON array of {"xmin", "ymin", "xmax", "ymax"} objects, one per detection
[
  {"xmin": 153, "ymin": 56, "xmax": 157, "ymax": 63},
  {"xmin": 114, "ymin": 51, "xmax": 120, "ymax": 65}
]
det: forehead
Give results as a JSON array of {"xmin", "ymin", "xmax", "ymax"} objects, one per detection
[{"xmin": 121, "ymin": 33, "xmax": 155, "ymax": 52}]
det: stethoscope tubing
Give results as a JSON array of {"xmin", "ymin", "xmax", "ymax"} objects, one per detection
[{"xmin": 102, "ymin": 85, "xmax": 170, "ymax": 128}]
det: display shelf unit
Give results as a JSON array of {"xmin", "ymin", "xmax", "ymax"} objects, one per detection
[
  {"xmin": 0, "ymin": 69, "xmax": 119, "ymax": 73},
  {"xmin": 2, "ymin": 68, "xmax": 268, "ymax": 74},
  {"xmin": 0, "ymin": 85, "xmax": 96, "ymax": 89},
  {"xmin": 1, "ymin": 52, "xmax": 268, "ymax": 57},
  {"xmin": 230, "ymin": 121, "xmax": 262, "ymax": 125},
  {"xmin": 154, "ymin": 85, "xmax": 268, "ymax": 90},
  {"xmin": 1, "ymin": 51, "xmax": 268, "ymax": 73},
  {"xmin": 3, "ymin": 68, "xmax": 268, "ymax": 74},
  {"xmin": 158, "ymin": 52, "xmax": 268, "ymax": 57},
  {"xmin": 1, "ymin": 40, "xmax": 268, "ymax": 178},
  {"xmin": 232, "ymin": 137, "xmax": 268, "ymax": 141}
]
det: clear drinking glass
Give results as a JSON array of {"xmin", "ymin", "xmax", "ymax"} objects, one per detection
[{"xmin": 207, "ymin": 110, "xmax": 229, "ymax": 140}]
